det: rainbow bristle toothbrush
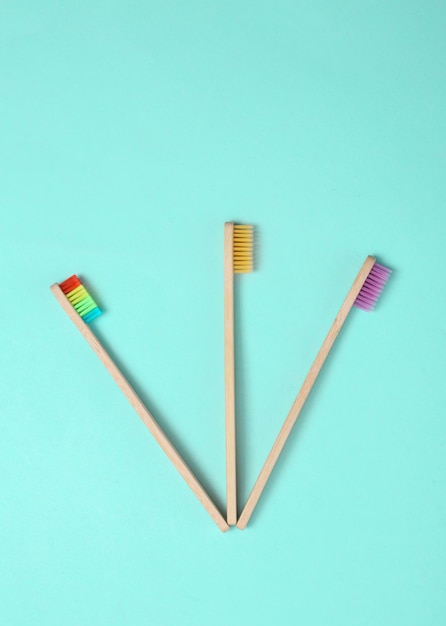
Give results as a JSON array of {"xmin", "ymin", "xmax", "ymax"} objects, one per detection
[
  {"xmin": 237, "ymin": 256, "xmax": 391, "ymax": 529},
  {"xmin": 224, "ymin": 223, "xmax": 254, "ymax": 525},
  {"xmin": 51, "ymin": 275, "xmax": 229, "ymax": 532}
]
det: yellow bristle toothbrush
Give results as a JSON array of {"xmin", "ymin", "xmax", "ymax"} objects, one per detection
[
  {"xmin": 224, "ymin": 223, "xmax": 254, "ymax": 525},
  {"xmin": 51, "ymin": 275, "xmax": 229, "ymax": 532},
  {"xmin": 237, "ymin": 255, "xmax": 391, "ymax": 529}
]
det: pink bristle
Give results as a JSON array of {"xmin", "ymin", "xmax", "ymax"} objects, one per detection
[{"xmin": 354, "ymin": 262, "xmax": 391, "ymax": 312}]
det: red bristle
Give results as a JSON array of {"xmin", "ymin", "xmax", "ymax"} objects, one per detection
[
  {"xmin": 59, "ymin": 275, "xmax": 81, "ymax": 294},
  {"xmin": 59, "ymin": 275, "xmax": 80, "ymax": 292}
]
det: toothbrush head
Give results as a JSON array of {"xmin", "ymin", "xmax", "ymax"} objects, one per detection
[
  {"xmin": 354, "ymin": 262, "xmax": 391, "ymax": 312},
  {"xmin": 58, "ymin": 275, "xmax": 102, "ymax": 323},
  {"xmin": 233, "ymin": 224, "xmax": 254, "ymax": 274}
]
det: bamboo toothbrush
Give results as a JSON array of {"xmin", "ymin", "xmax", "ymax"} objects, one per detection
[
  {"xmin": 51, "ymin": 275, "xmax": 229, "ymax": 532},
  {"xmin": 224, "ymin": 222, "xmax": 254, "ymax": 525},
  {"xmin": 236, "ymin": 255, "xmax": 391, "ymax": 529}
]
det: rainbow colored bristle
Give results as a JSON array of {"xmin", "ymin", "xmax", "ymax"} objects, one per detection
[
  {"xmin": 59, "ymin": 275, "xmax": 102, "ymax": 323},
  {"xmin": 233, "ymin": 224, "xmax": 254, "ymax": 273},
  {"xmin": 354, "ymin": 262, "xmax": 391, "ymax": 312}
]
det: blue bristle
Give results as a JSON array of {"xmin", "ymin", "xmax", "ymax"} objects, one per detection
[{"xmin": 82, "ymin": 308, "xmax": 102, "ymax": 323}]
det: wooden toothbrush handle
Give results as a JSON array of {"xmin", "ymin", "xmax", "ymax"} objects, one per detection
[
  {"xmin": 51, "ymin": 284, "xmax": 229, "ymax": 533},
  {"xmin": 224, "ymin": 222, "xmax": 237, "ymax": 525},
  {"xmin": 236, "ymin": 255, "xmax": 376, "ymax": 530}
]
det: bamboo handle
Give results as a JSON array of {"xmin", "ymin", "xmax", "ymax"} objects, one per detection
[
  {"xmin": 236, "ymin": 255, "xmax": 376, "ymax": 529},
  {"xmin": 51, "ymin": 284, "xmax": 229, "ymax": 533},
  {"xmin": 224, "ymin": 222, "xmax": 237, "ymax": 525}
]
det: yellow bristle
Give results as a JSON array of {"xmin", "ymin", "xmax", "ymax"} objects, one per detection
[
  {"xmin": 233, "ymin": 224, "xmax": 254, "ymax": 273},
  {"xmin": 67, "ymin": 285, "xmax": 89, "ymax": 304}
]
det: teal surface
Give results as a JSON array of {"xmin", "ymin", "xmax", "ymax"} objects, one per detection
[{"xmin": 1, "ymin": 2, "xmax": 445, "ymax": 624}]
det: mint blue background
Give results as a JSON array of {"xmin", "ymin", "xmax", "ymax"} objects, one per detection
[{"xmin": 1, "ymin": 1, "xmax": 445, "ymax": 624}]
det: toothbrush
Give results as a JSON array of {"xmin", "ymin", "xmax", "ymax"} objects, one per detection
[
  {"xmin": 224, "ymin": 223, "xmax": 254, "ymax": 525},
  {"xmin": 236, "ymin": 256, "xmax": 391, "ymax": 529},
  {"xmin": 51, "ymin": 275, "xmax": 229, "ymax": 532}
]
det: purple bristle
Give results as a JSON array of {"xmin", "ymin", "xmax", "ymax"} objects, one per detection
[{"xmin": 354, "ymin": 262, "xmax": 391, "ymax": 312}]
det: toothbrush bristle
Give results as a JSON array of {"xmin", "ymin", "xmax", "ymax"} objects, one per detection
[
  {"xmin": 59, "ymin": 275, "xmax": 102, "ymax": 323},
  {"xmin": 354, "ymin": 262, "xmax": 391, "ymax": 312},
  {"xmin": 233, "ymin": 224, "xmax": 254, "ymax": 273}
]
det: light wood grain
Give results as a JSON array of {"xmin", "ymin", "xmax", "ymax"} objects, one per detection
[
  {"xmin": 224, "ymin": 222, "xmax": 237, "ymax": 525},
  {"xmin": 236, "ymin": 255, "xmax": 376, "ymax": 529},
  {"xmin": 51, "ymin": 283, "xmax": 229, "ymax": 533}
]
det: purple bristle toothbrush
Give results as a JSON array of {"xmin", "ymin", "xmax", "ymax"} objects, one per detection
[{"xmin": 237, "ymin": 255, "xmax": 391, "ymax": 529}]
